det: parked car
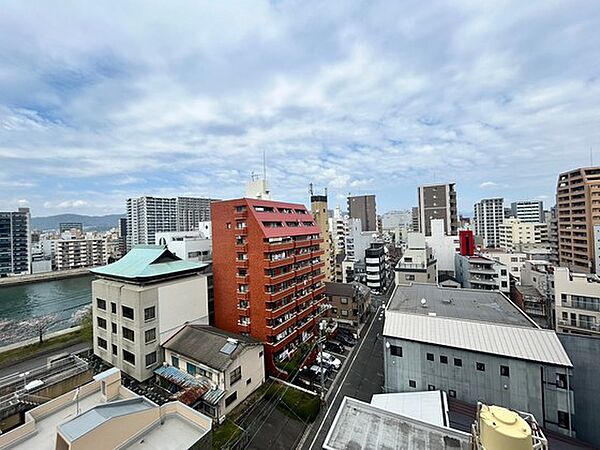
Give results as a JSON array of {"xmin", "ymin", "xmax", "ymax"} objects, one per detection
[
  {"xmin": 324, "ymin": 341, "xmax": 346, "ymax": 355},
  {"xmin": 336, "ymin": 334, "xmax": 357, "ymax": 346},
  {"xmin": 337, "ymin": 328, "xmax": 358, "ymax": 340},
  {"xmin": 297, "ymin": 369, "xmax": 320, "ymax": 388},
  {"xmin": 309, "ymin": 364, "xmax": 330, "ymax": 377},
  {"xmin": 317, "ymin": 352, "xmax": 342, "ymax": 370}
]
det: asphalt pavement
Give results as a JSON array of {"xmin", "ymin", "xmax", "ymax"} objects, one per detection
[{"xmin": 0, "ymin": 342, "xmax": 89, "ymax": 379}]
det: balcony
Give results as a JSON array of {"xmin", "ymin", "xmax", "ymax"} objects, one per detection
[
  {"xmin": 236, "ymin": 259, "xmax": 249, "ymax": 269},
  {"xmin": 295, "ymin": 290, "xmax": 313, "ymax": 306},
  {"xmin": 266, "ymin": 285, "xmax": 296, "ymax": 302},
  {"xmin": 312, "ymin": 273, "xmax": 326, "ymax": 283},
  {"xmin": 311, "ymin": 238, "xmax": 324, "ymax": 245},
  {"xmin": 312, "ymin": 261, "xmax": 325, "ymax": 270},
  {"xmin": 266, "ymin": 270, "xmax": 296, "ymax": 285},
  {"xmin": 268, "ymin": 313, "xmax": 297, "ymax": 333},
  {"xmin": 266, "ymin": 241, "xmax": 295, "ymax": 252},
  {"xmin": 237, "ymin": 321, "xmax": 251, "ymax": 332},
  {"xmin": 236, "ymin": 227, "xmax": 248, "ymax": 236},
  {"xmin": 266, "ymin": 299, "xmax": 296, "ymax": 319},
  {"xmin": 235, "ymin": 243, "xmax": 248, "ymax": 252},
  {"xmin": 295, "ymin": 239, "xmax": 312, "ymax": 249},
  {"xmin": 295, "ymin": 265, "xmax": 312, "ymax": 277},
  {"xmin": 312, "ymin": 284, "xmax": 326, "ymax": 297},
  {"xmin": 238, "ymin": 301, "xmax": 249, "ymax": 310},
  {"xmin": 295, "ymin": 253, "xmax": 312, "ymax": 263},
  {"xmin": 237, "ymin": 291, "xmax": 249, "ymax": 300},
  {"xmin": 264, "ymin": 256, "xmax": 295, "ymax": 269},
  {"xmin": 296, "ymin": 318, "xmax": 315, "ymax": 334},
  {"xmin": 236, "ymin": 274, "xmax": 249, "ymax": 283},
  {"xmin": 296, "ymin": 305, "xmax": 312, "ymax": 321},
  {"xmin": 312, "ymin": 249, "xmax": 325, "ymax": 258},
  {"xmin": 469, "ymin": 267, "xmax": 496, "ymax": 275},
  {"xmin": 270, "ymin": 329, "xmax": 297, "ymax": 349},
  {"xmin": 234, "ymin": 210, "xmax": 247, "ymax": 220}
]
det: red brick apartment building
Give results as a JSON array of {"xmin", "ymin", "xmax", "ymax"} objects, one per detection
[{"xmin": 211, "ymin": 198, "xmax": 327, "ymax": 376}]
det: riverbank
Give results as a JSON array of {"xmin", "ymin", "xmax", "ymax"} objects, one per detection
[{"xmin": 0, "ymin": 268, "xmax": 93, "ymax": 287}]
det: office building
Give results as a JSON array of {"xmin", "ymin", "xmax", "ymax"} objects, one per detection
[
  {"xmin": 159, "ymin": 325, "xmax": 265, "ymax": 420},
  {"xmin": 126, "ymin": 196, "xmax": 217, "ymax": 249},
  {"xmin": 473, "ymin": 198, "xmax": 504, "ymax": 248},
  {"xmin": 0, "ymin": 207, "xmax": 31, "ymax": 276},
  {"xmin": 424, "ymin": 219, "xmax": 460, "ymax": 275},
  {"xmin": 365, "ymin": 243, "xmax": 387, "ymax": 293},
  {"xmin": 211, "ymin": 198, "xmax": 327, "ymax": 376},
  {"xmin": 395, "ymin": 233, "xmax": 437, "ymax": 285},
  {"xmin": 383, "ymin": 283, "xmax": 574, "ymax": 436},
  {"xmin": 556, "ymin": 167, "xmax": 600, "ymax": 273},
  {"xmin": 510, "ymin": 200, "xmax": 544, "ymax": 223},
  {"xmin": 53, "ymin": 238, "xmax": 108, "ymax": 270},
  {"xmin": 498, "ymin": 218, "xmax": 548, "ymax": 252},
  {"xmin": 91, "ymin": 245, "xmax": 211, "ymax": 381},
  {"xmin": 310, "ymin": 192, "xmax": 335, "ymax": 281},
  {"xmin": 417, "ymin": 183, "xmax": 459, "ymax": 236},
  {"xmin": 325, "ymin": 281, "xmax": 371, "ymax": 330},
  {"xmin": 454, "ymin": 253, "xmax": 510, "ymax": 293},
  {"xmin": 0, "ymin": 368, "xmax": 212, "ymax": 450},
  {"xmin": 155, "ymin": 230, "xmax": 212, "ymax": 262},
  {"xmin": 554, "ymin": 266, "xmax": 600, "ymax": 336},
  {"xmin": 347, "ymin": 195, "xmax": 377, "ymax": 232}
]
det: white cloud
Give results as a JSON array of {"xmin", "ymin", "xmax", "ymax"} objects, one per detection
[{"xmin": 479, "ymin": 181, "xmax": 499, "ymax": 188}]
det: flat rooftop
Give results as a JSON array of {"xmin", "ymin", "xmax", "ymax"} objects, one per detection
[
  {"xmin": 389, "ymin": 283, "xmax": 536, "ymax": 328},
  {"xmin": 323, "ymin": 397, "xmax": 471, "ymax": 450},
  {"xmin": 124, "ymin": 415, "xmax": 207, "ymax": 450}
]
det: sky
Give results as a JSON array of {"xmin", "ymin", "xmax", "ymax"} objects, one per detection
[{"xmin": 1, "ymin": 1, "xmax": 599, "ymax": 218}]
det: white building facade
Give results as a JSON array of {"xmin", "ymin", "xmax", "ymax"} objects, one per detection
[
  {"xmin": 424, "ymin": 219, "xmax": 459, "ymax": 275},
  {"xmin": 474, "ymin": 198, "xmax": 504, "ymax": 248}
]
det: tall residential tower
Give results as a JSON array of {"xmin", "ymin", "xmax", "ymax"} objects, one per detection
[
  {"xmin": 473, "ymin": 198, "xmax": 504, "ymax": 248},
  {"xmin": 347, "ymin": 195, "xmax": 377, "ymax": 232},
  {"xmin": 417, "ymin": 183, "xmax": 458, "ymax": 236},
  {"xmin": 0, "ymin": 207, "xmax": 31, "ymax": 276}
]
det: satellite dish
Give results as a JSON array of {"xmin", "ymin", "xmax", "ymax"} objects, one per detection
[{"xmin": 420, "ymin": 298, "xmax": 427, "ymax": 307}]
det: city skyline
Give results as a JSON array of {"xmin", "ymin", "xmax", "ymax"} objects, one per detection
[{"xmin": 1, "ymin": 1, "xmax": 599, "ymax": 216}]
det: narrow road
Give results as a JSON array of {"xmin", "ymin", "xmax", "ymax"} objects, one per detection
[{"xmin": 0, "ymin": 342, "xmax": 89, "ymax": 379}]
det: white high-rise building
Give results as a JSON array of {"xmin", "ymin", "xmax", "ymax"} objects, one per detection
[
  {"xmin": 474, "ymin": 198, "xmax": 504, "ymax": 248},
  {"xmin": 425, "ymin": 219, "xmax": 460, "ymax": 275},
  {"xmin": 510, "ymin": 200, "xmax": 544, "ymax": 223}
]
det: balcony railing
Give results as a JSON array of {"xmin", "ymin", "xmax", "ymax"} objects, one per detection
[{"xmin": 264, "ymin": 256, "xmax": 295, "ymax": 269}]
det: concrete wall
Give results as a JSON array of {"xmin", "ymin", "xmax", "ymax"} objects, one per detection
[{"xmin": 383, "ymin": 336, "xmax": 574, "ymax": 436}]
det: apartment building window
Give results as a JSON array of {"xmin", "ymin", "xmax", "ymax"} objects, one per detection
[
  {"xmin": 122, "ymin": 326, "xmax": 135, "ymax": 342},
  {"xmin": 558, "ymin": 411, "xmax": 570, "ymax": 429},
  {"xmin": 112, "ymin": 344, "xmax": 117, "ymax": 356},
  {"xmin": 123, "ymin": 350, "xmax": 135, "ymax": 366},
  {"xmin": 440, "ymin": 355, "xmax": 448, "ymax": 364},
  {"xmin": 556, "ymin": 373, "xmax": 567, "ymax": 389},
  {"xmin": 476, "ymin": 362, "xmax": 486, "ymax": 371},
  {"xmin": 111, "ymin": 322, "xmax": 117, "ymax": 334},
  {"xmin": 448, "ymin": 389, "xmax": 456, "ymax": 398},
  {"xmin": 97, "ymin": 298, "xmax": 106, "ymax": 310},
  {"xmin": 341, "ymin": 297, "xmax": 349, "ymax": 304},
  {"xmin": 97, "ymin": 317, "xmax": 107, "ymax": 329},
  {"xmin": 122, "ymin": 305, "xmax": 134, "ymax": 320},
  {"xmin": 230, "ymin": 367, "xmax": 242, "ymax": 385},
  {"xmin": 144, "ymin": 306, "xmax": 156, "ymax": 321},
  {"xmin": 409, "ymin": 380, "xmax": 416, "ymax": 388},
  {"xmin": 390, "ymin": 345, "xmax": 402, "ymax": 357},
  {"xmin": 341, "ymin": 310, "xmax": 349, "ymax": 317},
  {"xmin": 145, "ymin": 351, "xmax": 157, "ymax": 367},
  {"xmin": 428, "ymin": 384, "xmax": 436, "ymax": 391},
  {"xmin": 187, "ymin": 363, "xmax": 197, "ymax": 376},
  {"xmin": 500, "ymin": 365, "xmax": 510, "ymax": 377},
  {"xmin": 225, "ymin": 392, "xmax": 238, "ymax": 407},
  {"xmin": 97, "ymin": 337, "xmax": 107, "ymax": 349},
  {"xmin": 171, "ymin": 355, "xmax": 179, "ymax": 368},
  {"xmin": 405, "ymin": 274, "xmax": 415, "ymax": 281},
  {"xmin": 426, "ymin": 353, "xmax": 434, "ymax": 361},
  {"xmin": 454, "ymin": 358, "xmax": 462, "ymax": 367},
  {"xmin": 145, "ymin": 328, "xmax": 156, "ymax": 343},
  {"xmin": 111, "ymin": 302, "xmax": 117, "ymax": 314}
]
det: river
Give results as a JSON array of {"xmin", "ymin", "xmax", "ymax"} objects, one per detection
[{"xmin": 0, "ymin": 275, "xmax": 94, "ymax": 346}]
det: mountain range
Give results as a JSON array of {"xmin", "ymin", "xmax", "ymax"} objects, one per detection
[{"xmin": 32, "ymin": 213, "xmax": 125, "ymax": 231}]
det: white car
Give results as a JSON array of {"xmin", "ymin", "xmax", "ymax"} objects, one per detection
[{"xmin": 317, "ymin": 352, "xmax": 342, "ymax": 370}]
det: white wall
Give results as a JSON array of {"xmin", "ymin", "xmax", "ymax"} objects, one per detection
[{"xmin": 425, "ymin": 219, "xmax": 459, "ymax": 274}]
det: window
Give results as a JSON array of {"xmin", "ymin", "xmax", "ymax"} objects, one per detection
[
  {"xmin": 230, "ymin": 367, "xmax": 242, "ymax": 385},
  {"xmin": 500, "ymin": 365, "xmax": 510, "ymax": 377},
  {"xmin": 112, "ymin": 344, "xmax": 117, "ymax": 355},
  {"xmin": 97, "ymin": 298, "xmax": 106, "ymax": 310},
  {"xmin": 426, "ymin": 353, "xmax": 434, "ymax": 361},
  {"xmin": 122, "ymin": 326, "xmax": 134, "ymax": 341},
  {"xmin": 123, "ymin": 350, "xmax": 135, "ymax": 365},
  {"xmin": 501, "ymin": 269, "xmax": 507, "ymax": 276},
  {"xmin": 558, "ymin": 411, "xmax": 570, "ymax": 429},
  {"xmin": 390, "ymin": 345, "xmax": 402, "ymax": 357},
  {"xmin": 501, "ymin": 281, "xmax": 508, "ymax": 288},
  {"xmin": 341, "ymin": 310, "xmax": 349, "ymax": 317},
  {"xmin": 454, "ymin": 358, "xmax": 462, "ymax": 367},
  {"xmin": 448, "ymin": 389, "xmax": 456, "ymax": 398},
  {"xmin": 145, "ymin": 328, "xmax": 156, "ymax": 343},
  {"xmin": 145, "ymin": 351, "xmax": 157, "ymax": 367},
  {"xmin": 440, "ymin": 355, "xmax": 448, "ymax": 364},
  {"xmin": 171, "ymin": 355, "xmax": 179, "ymax": 368},
  {"xmin": 122, "ymin": 305, "xmax": 134, "ymax": 320},
  {"xmin": 97, "ymin": 317, "xmax": 107, "ymax": 329},
  {"xmin": 187, "ymin": 362, "xmax": 197, "ymax": 376},
  {"xmin": 259, "ymin": 351, "xmax": 263, "ymax": 358},
  {"xmin": 405, "ymin": 274, "xmax": 416, "ymax": 281},
  {"xmin": 225, "ymin": 392, "xmax": 238, "ymax": 407},
  {"xmin": 111, "ymin": 302, "xmax": 117, "ymax": 314},
  {"xmin": 409, "ymin": 380, "xmax": 416, "ymax": 388},
  {"xmin": 111, "ymin": 322, "xmax": 117, "ymax": 334},
  {"xmin": 476, "ymin": 362, "xmax": 486, "ymax": 371},
  {"xmin": 246, "ymin": 378, "xmax": 252, "ymax": 385},
  {"xmin": 556, "ymin": 373, "xmax": 567, "ymax": 389},
  {"xmin": 341, "ymin": 297, "xmax": 348, "ymax": 304},
  {"xmin": 226, "ymin": 222, "xmax": 231, "ymax": 229},
  {"xmin": 144, "ymin": 306, "xmax": 156, "ymax": 321},
  {"xmin": 97, "ymin": 337, "xmax": 107, "ymax": 349},
  {"xmin": 428, "ymin": 384, "xmax": 436, "ymax": 391}
]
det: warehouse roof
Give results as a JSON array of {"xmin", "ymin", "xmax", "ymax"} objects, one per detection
[
  {"xmin": 383, "ymin": 312, "xmax": 572, "ymax": 367},
  {"xmin": 389, "ymin": 283, "xmax": 537, "ymax": 328}
]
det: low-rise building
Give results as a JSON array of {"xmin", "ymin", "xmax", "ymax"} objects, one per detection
[
  {"xmin": 555, "ymin": 267, "xmax": 600, "ymax": 336},
  {"xmin": 158, "ymin": 325, "xmax": 265, "ymax": 421},
  {"xmin": 383, "ymin": 283, "xmax": 575, "ymax": 436},
  {"xmin": 499, "ymin": 218, "xmax": 547, "ymax": 252},
  {"xmin": 155, "ymin": 230, "xmax": 212, "ymax": 262},
  {"xmin": 91, "ymin": 245, "xmax": 211, "ymax": 382},
  {"xmin": 395, "ymin": 233, "xmax": 437, "ymax": 285},
  {"xmin": 325, "ymin": 281, "xmax": 371, "ymax": 330},
  {"xmin": 480, "ymin": 249, "xmax": 526, "ymax": 281},
  {"xmin": 454, "ymin": 254, "xmax": 510, "ymax": 293},
  {"xmin": 53, "ymin": 238, "xmax": 108, "ymax": 270}
]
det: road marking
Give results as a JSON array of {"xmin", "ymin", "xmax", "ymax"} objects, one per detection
[{"xmin": 307, "ymin": 304, "xmax": 382, "ymax": 450}]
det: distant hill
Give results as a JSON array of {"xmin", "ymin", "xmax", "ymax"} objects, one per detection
[{"xmin": 32, "ymin": 213, "xmax": 125, "ymax": 232}]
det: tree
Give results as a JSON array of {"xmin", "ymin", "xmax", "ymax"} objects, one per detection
[
  {"xmin": 71, "ymin": 305, "xmax": 92, "ymax": 343},
  {"xmin": 20, "ymin": 314, "xmax": 59, "ymax": 344}
]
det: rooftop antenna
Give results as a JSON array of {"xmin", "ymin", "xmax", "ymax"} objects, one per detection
[
  {"xmin": 324, "ymin": 187, "xmax": 328, "ymax": 197},
  {"xmin": 309, "ymin": 182, "xmax": 314, "ymax": 196}
]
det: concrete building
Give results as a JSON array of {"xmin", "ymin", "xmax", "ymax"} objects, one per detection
[
  {"xmin": 325, "ymin": 281, "xmax": 371, "ymax": 330},
  {"xmin": 383, "ymin": 283, "xmax": 575, "ymax": 436},
  {"xmin": 554, "ymin": 266, "xmax": 600, "ymax": 336},
  {"xmin": 395, "ymin": 233, "xmax": 437, "ymax": 285},
  {"xmin": 454, "ymin": 254, "xmax": 510, "ymax": 293},
  {"xmin": 480, "ymin": 249, "xmax": 526, "ymax": 282},
  {"xmin": 411, "ymin": 206, "xmax": 420, "ymax": 232},
  {"xmin": 344, "ymin": 218, "xmax": 377, "ymax": 263},
  {"xmin": 556, "ymin": 167, "xmax": 600, "ymax": 273},
  {"xmin": 176, "ymin": 197, "xmax": 215, "ymax": 233},
  {"xmin": 155, "ymin": 231, "xmax": 212, "ymax": 262},
  {"xmin": 0, "ymin": 368, "xmax": 212, "ymax": 450},
  {"xmin": 365, "ymin": 243, "xmax": 387, "ymax": 293},
  {"xmin": 159, "ymin": 325, "xmax": 265, "ymax": 421},
  {"xmin": 59, "ymin": 222, "xmax": 83, "ymax": 233},
  {"xmin": 424, "ymin": 219, "xmax": 460, "ymax": 276},
  {"xmin": 211, "ymin": 198, "xmax": 327, "ymax": 376},
  {"xmin": 473, "ymin": 198, "xmax": 504, "ymax": 248},
  {"xmin": 510, "ymin": 200, "xmax": 544, "ymax": 223},
  {"xmin": 52, "ymin": 238, "xmax": 108, "ymax": 270},
  {"xmin": 417, "ymin": 183, "xmax": 459, "ymax": 236},
  {"xmin": 329, "ymin": 206, "xmax": 347, "ymax": 255},
  {"xmin": 347, "ymin": 195, "xmax": 377, "ymax": 232},
  {"xmin": 91, "ymin": 245, "xmax": 211, "ymax": 382},
  {"xmin": 498, "ymin": 218, "xmax": 548, "ymax": 252},
  {"xmin": 518, "ymin": 260, "xmax": 554, "ymax": 327},
  {"xmin": 0, "ymin": 207, "xmax": 31, "ymax": 276},
  {"xmin": 547, "ymin": 205, "xmax": 559, "ymax": 265},
  {"xmin": 380, "ymin": 210, "xmax": 412, "ymax": 230},
  {"xmin": 310, "ymin": 193, "xmax": 335, "ymax": 281}
]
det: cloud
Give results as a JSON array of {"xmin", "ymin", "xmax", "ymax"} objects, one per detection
[{"xmin": 0, "ymin": 1, "xmax": 599, "ymax": 215}]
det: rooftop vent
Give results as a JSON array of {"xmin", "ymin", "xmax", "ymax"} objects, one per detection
[{"xmin": 420, "ymin": 298, "xmax": 427, "ymax": 308}]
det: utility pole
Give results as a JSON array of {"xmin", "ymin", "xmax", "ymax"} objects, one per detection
[{"xmin": 318, "ymin": 320, "xmax": 326, "ymax": 401}]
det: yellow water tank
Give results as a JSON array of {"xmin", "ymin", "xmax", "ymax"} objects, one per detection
[{"xmin": 479, "ymin": 404, "xmax": 533, "ymax": 450}]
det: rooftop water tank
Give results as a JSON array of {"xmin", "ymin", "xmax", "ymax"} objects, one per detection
[{"xmin": 479, "ymin": 404, "xmax": 533, "ymax": 450}]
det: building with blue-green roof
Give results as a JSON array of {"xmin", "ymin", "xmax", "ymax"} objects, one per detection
[{"xmin": 91, "ymin": 245, "xmax": 212, "ymax": 381}]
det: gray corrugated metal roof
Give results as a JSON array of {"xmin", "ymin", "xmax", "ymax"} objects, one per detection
[
  {"xmin": 389, "ymin": 283, "xmax": 536, "ymax": 328},
  {"xmin": 383, "ymin": 312, "xmax": 572, "ymax": 367}
]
